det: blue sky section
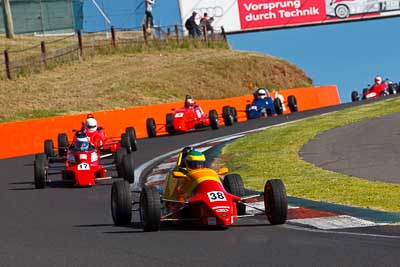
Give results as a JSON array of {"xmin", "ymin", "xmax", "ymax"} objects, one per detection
[{"xmin": 82, "ymin": 0, "xmax": 400, "ymax": 102}]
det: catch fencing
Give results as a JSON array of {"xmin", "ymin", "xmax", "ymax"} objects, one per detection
[{"xmin": 1, "ymin": 24, "xmax": 227, "ymax": 80}]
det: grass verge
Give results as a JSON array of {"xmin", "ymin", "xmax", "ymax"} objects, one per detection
[{"xmin": 217, "ymin": 97, "xmax": 400, "ymax": 212}]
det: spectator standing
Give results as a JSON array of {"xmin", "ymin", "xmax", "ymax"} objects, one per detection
[
  {"xmin": 185, "ymin": 11, "xmax": 201, "ymax": 37},
  {"xmin": 200, "ymin": 16, "xmax": 214, "ymax": 35},
  {"xmin": 145, "ymin": 0, "xmax": 155, "ymax": 29}
]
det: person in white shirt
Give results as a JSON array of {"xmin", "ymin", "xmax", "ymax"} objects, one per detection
[{"xmin": 145, "ymin": 0, "xmax": 155, "ymax": 29}]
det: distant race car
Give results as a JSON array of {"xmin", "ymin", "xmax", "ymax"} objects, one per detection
[
  {"xmin": 110, "ymin": 148, "xmax": 288, "ymax": 231},
  {"xmin": 35, "ymin": 132, "xmax": 135, "ymax": 189},
  {"xmin": 145, "ymin": 95, "xmax": 237, "ymax": 138},
  {"xmin": 351, "ymin": 79, "xmax": 398, "ymax": 102},
  {"xmin": 245, "ymin": 88, "xmax": 298, "ymax": 120}
]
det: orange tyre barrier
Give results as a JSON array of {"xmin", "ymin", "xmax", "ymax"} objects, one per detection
[{"xmin": 0, "ymin": 85, "xmax": 340, "ymax": 159}]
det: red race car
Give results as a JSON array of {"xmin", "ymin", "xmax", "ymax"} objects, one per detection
[
  {"xmin": 145, "ymin": 95, "xmax": 236, "ymax": 138},
  {"xmin": 351, "ymin": 76, "xmax": 397, "ymax": 102},
  {"xmin": 110, "ymin": 148, "xmax": 288, "ymax": 231},
  {"xmin": 49, "ymin": 114, "xmax": 137, "ymax": 159},
  {"xmin": 35, "ymin": 132, "xmax": 135, "ymax": 188}
]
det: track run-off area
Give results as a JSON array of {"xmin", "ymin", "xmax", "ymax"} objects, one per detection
[{"xmin": 1, "ymin": 97, "xmax": 400, "ymax": 266}]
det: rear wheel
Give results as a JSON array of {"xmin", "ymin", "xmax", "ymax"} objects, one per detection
[
  {"xmin": 115, "ymin": 147, "xmax": 127, "ymax": 177},
  {"xmin": 57, "ymin": 133, "xmax": 68, "ymax": 156},
  {"xmin": 122, "ymin": 154, "xmax": 135, "ymax": 184},
  {"xmin": 140, "ymin": 185, "xmax": 161, "ymax": 232},
  {"xmin": 223, "ymin": 174, "xmax": 246, "ymax": 215},
  {"xmin": 121, "ymin": 133, "xmax": 132, "ymax": 153},
  {"xmin": 146, "ymin": 118, "xmax": 157, "ymax": 138},
  {"xmin": 287, "ymin": 95, "xmax": 298, "ymax": 112},
  {"xmin": 222, "ymin": 106, "xmax": 234, "ymax": 126},
  {"xmin": 351, "ymin": 91, "xmax": 359, "ymax": 102},
  {"xmin": 34, "ymin": 153, "xmax": 47, "ymax": 189},
  {"xmin": 264, "ymin": 179, "xmax": 288, "ymax": 225},
  {"xmin": 111, "ymin": 180, "xmax": 132, "ymax": 225},
  {"xmin": 232, "ymin": 107, "xmax": 238, "ymax": 122},
  {"xmin": 166, "ymin": 113, "xmax": 175, "ymax": 135},
  {"xmin": 44, "ymin": 139, "xmax": 55, "ymax": 158},
  {"xmin": 125, "ymin": 127, "xmax": 137, "ymax": 152},
  {"xmin": 209, "ymin": 109, "xmax": 219, "ymax": 130},
  {"xmin": 274, "ymin": 98, "xmax": 283, "ymax": 115}
]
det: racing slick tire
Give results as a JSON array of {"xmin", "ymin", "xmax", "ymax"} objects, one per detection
[
  {"xmin": 122, "ymin": 154, "xmax": 135, "ymax": 184},
  {"xmin": 115, "ymin": 147, "xmax": 128, "ymax": 178},
  {"xmin": 140, "ymin": 185, "xmax": 161, "ymax": 232},
  {"xmin": 232, "ymin": 107, "xmax": 238, "ymax": 122},
  {"xmin": 146, "ymin": 118, "xmax": 157, "ymax": 138},
  {"xmin": 287, "ymin": 95, "xmax": 298, "ymax": 113},
  {"xmin": 111, "ymin": 180, "xmax": 132, "ymax": 225},
  {"xmin": 57, "ymin": 133, "xmax": 69, "ymax": 156},
  {"xmin": 380, "ymin": 90, "xmax": 389, "ymax": 97},
  {"xmin": 264, "ymin": 179, "xmax": 288, "ymax": 225},
  {"xmin": 44, "ymin": 139, "xmax": 55, "ymax": 158},
  {"xmin": 125, "ymin": 127, "xmax": 138, "ymax": 152},
  {"xmin": 223, "ymin": 174, "xmax": 246, "ymax": 215},
  {"xmin": 209, "ymin": 109, "xmax": 219, "ymax": 130},
  {"xmin": 121, "ymin": 133, "xmax": 132, "ymax": 153},
  {"xmin": 335, "ymin": 4, "xmax": 350, "ymax": 19},
  {"xmin": 166, "ymin": 113, "xmax": 175, "ymax": 135},
  {"xmin": 351, "ymin": 91, "xmax": 359, "ymax": 102},
  {"xmin": 34, "ymin": 153, "xmax": 47, "ymax": 189},
  {"xmin": 222, "ymin": 106, "xmax": 234, "ymax": 126},
  {"xmin": 274, "ymin": 98, "xmax": 283, "ymax": 115}
]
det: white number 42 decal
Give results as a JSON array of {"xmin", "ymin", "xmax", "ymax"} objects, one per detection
[
  {"xmin": 207, "ymin": 191, "xmax": 226, "ymax": 202},
  {"xmin": 77, "ymin": 163, "xmax": 90, "ymax": 170}
]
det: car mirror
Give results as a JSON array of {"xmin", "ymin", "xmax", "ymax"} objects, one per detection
[
  {"xmin": 217, "ymin": 167, "xmax": 229, "ymax": 176},
  {"xmin": 172, "ymin": 171, "xmax": 187, "ymax": 179}
]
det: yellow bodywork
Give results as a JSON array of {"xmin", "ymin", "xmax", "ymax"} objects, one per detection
[{"xmin": 163, "ymin": 152, "xmax": 222, "ymax": 201}]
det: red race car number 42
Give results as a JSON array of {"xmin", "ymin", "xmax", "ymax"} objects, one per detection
[{"xmin": 207, "ymin": 191, "xmax": 226, "ymax": 202}]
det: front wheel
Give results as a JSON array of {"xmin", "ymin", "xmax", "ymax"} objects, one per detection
[
  {"xmin": 209, "ymin": 109, "xmax": 219, "ymax": 130},
  {"xmin": 111, "ymin": 180, "xmax": 132, "ymax": 225},
  {"xmin": 34, "ymin": 153, "xmax": 47, "ymax": 189},
  {"xmin": 274, "ymin": 98, "xmax": 283, "ymax": 115},
  {"xmin": 264, "ymin": 179, "xmax": 288, "ymax": 225},
  {"xmin": 146, "ymin": 118, "xmax": 157, "ymax": 138},
  {"xmin": 287, "ymin": 95, "xmax": 298, "ymax": 113},
  {"xmin": 57, "ymin": 133, "xmax": 69, "ymax": 156},
  {"xmin": 125, "ymin": 127, "xmax": 137, "ymax": 152},
  {"xmin": 166, "ymin": 113, "xmax": 175, "ymax": 135},
  {"xmin": 222, "ymin": 106, "xmax": 234, "ymax": 126},
  {"xmin": 140, "ymin": 185, "xmax": 161, "ymax": 232},
  {"xmin": 122, "ymin": 154, "xmax": 135, "ymax": 184},
  {"xmin": 335, "ymin": 4, "xmax": 350, "ymax": 19},
  {"xmin": 223, "ymin": 174, "xmax": 246, "ymax": 215},
  {"xmin": 121, "ymin": 133, "xmax": 132, "ymax": 153},
  {"xmin": 351, "ymin": 91, "xmax": 359, "ymax": 102},
  {"xmin": 44, "ymin": 139, "xmax": 55, "ymax": 158},
  {"xmin": 115, "ymin": 147, "xmax": 127, "ymax": 177}
]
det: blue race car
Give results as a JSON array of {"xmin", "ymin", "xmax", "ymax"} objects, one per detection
[{"xmin": 245, "ymin": 88, "xmax": 298, "ymax": 120}]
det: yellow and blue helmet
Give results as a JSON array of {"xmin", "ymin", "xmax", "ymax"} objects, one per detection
[{"xmin": 184, "ymin": 150, "xmax": 206, "ymax": 170}]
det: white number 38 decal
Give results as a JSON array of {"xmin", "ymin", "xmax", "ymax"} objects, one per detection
[
  {"xmin": 207, "ymin": 191, "xmax": 226, "ymax": 202},
  {"xmin": 77, "ymin": 163, "xmax": 90, "ymax": 170}
]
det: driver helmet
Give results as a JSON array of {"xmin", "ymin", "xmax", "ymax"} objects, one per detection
[
  {"xmin": 185, "ymin": 95, "xmax": 195, "ymax": 108},
  {"xmin": 75, "ymin": 135, "xmax": 90, "ymax": 151},
  {"xmin": 257, "ymin": 88, "xmax": 267, "ymax": 99},
  {"xmin": 374, "ymin": 76, "xmax": 382, "ymax": 85},
  {"xmin": 85, "ymin": 117, "xmax": 97, "ymax": 132},
  {"xmin": 184, "ymin": 150, "xmax": 206, "ymax": 170}
]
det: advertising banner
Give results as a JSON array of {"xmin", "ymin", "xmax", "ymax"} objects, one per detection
[{"xmin": 178, "ymin": 0, "xmax": 400, "ymax": 33}]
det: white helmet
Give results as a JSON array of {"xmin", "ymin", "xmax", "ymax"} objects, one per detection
[
  {"xmin": 257, "ymin": 89, "xmax": 267, "ymax": 99},
  {"xmin": 86, "ymin": 118, "xmax": 97, "ymax": 132},
  {"xmin": 374, "ymin": 76, "xmax": 382, "ymax": 85}
]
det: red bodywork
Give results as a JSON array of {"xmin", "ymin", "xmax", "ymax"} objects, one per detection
[
  {"xmin": 363, "ymin": 82, "xmax": 388, "ymax": 99},
  {"xmin": 73, "ymin": 127, "xmax": 120, "ymax": 153},
  {"xmin": 172, "ymin": 105, "xmax": 210, "ymax": 132},
  {"xmin": 63, "ymin": 149, "xmax": 106, "ymax": 186},
  {"xmin": 163, "ymin": 168, "xmax": 240, "ymax": 227}
]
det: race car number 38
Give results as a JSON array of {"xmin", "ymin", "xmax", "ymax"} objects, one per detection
[
  {"xmin": 207, "ymin": 191, "xmax": 226, "ymax": 202},
  {"xmin": 78, "ymin": 163, "xmax": 90, "ymax": 170}
]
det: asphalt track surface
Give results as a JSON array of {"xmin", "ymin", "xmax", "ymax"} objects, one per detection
[
  {"xmin": 1, "ymin": 98, "xmax": 400, "ymax": 266},
  {"xmin": 300, "ymin": 112, "xmax": 400, "ymax": 184}
]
